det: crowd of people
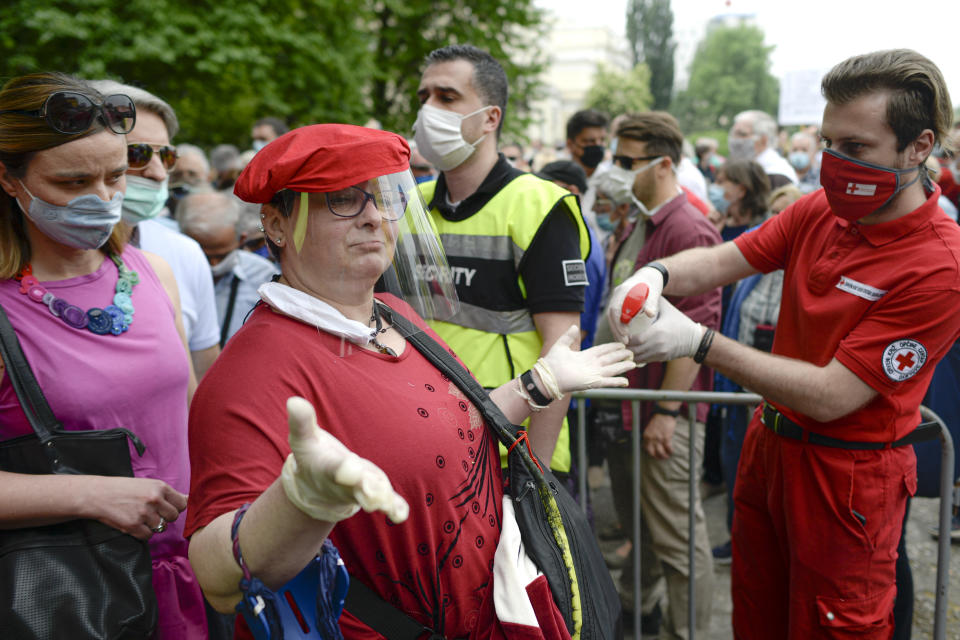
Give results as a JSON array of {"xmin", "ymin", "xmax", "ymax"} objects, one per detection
[{"xmin": 0, "ymin": 43, "xmax": 959, "ymax": 640}]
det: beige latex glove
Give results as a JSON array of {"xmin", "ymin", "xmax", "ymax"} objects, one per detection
[
  {"xmin": 605, "ymin": 265, "xmax": 665, "ymax": 343},
  {"xmin": 280, "ymin": 396, "xmax": 409, "ymax": 524},
  {"xmin": 625, "ymin": 297, "xmax": 705, "ymax": 364},
  {"xmin": 540, "ymin": 325, "xmax": 636, "ymax": 396}
]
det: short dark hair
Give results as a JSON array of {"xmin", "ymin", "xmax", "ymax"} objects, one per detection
[
  {"xmin": 425, "ymin": 45, "xmax": 508, "ymax": 136},
  {"xmin": 615, "ymin": 111, "xmax": 683, "ymax": 165},
  {"xmin": 822, "ymin": 49, "xmax": 954, "ymax": 153},
  {"xmin": 537, "ymin": 160, "xmax": 588, "ymax": 195},
  {"xmin": 254, "ymin": 117, "xmax": 289, "ymax": 137},
  {"xmin": 717, "ymin": 160, "xmax": 771, "ymax": 222},
  {"xmin": 566, "ymin": 109, "xmax": 608, "ymax": 141}
]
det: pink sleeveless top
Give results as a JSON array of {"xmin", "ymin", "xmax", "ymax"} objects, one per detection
[{"xmin": 0, "ymin": 246, "xmax": 205, "ymax": 638}]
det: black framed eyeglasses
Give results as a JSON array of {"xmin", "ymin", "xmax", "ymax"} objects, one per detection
[
  {"xmin": 127, "ymin": 143, "xmax": 178, "ymax": 171},
  {"xmin": 325, "ymin": 186, "xmax": 407, "ymax": 221},
  {"xmin": 613, "ymin": 154, "xmax": 661, "ymax": 170},
  {"xmin": 0, "ymin": 91, "xmax": 136, "ymax": 135}
]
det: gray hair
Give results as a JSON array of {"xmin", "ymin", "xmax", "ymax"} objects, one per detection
[
  {"xmin": 86, "ymin": 79, "xmax": 179, "ymax": 138},
  {"xmin": 176, "ymin": 143, "xmax": 210, "ymax": 174},
  {"xmin": 734, "ymin": 110, "xmax": 778, "ymax": 149},
  {"xmin": 178, "ymin": 190, "xmax": 241, "ymax": 238},
  {"xmin": 209, "ymin": 144, "xmax": 239, "ymax": 173},
  {"xmin": 234, "ymin": 196, "xmax": 264, "ymax": 237}
]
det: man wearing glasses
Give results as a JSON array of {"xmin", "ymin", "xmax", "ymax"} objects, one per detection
[
  {"xmin": 596, "ymin": 111, "xmax": 721, "ymax": 637},
  {"xmin": 89, "ymin": 80, "xmax": 220, "ymax": 381}
]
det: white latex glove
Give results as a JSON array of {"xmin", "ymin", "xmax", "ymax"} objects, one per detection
[
  {"xmin": 625, "ymin": 297, "xmax": 706, "ymax": 364},
  {"xmin": 540, "ymin": 325, "xmax": 636, "ymax": 395},
  {"xmin": 605, "ymin": 265, "xmax": 666, "ymax": 343},
  {"xmin": 281, "ymin": 396, "xmax": 409, "ymax": 524}
]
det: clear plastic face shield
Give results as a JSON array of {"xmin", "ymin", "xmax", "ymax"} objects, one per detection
[{"xmin": 370, "ymin": 168, "xmax": 459, "ymax": 322}]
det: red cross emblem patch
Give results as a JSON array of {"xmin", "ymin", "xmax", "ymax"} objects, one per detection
[{"xmin": 882, "ymin": 339, "xmax": 927, "ymax": 382}]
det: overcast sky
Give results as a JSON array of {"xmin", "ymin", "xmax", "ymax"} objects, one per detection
[{"xmin": 538, "ymin": 0, "xmax": 960, "ymax": 108}]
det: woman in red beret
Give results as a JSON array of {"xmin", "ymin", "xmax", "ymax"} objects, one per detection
[{"xmin": 185, "ymin": 124, "xmax": 634, "ymax": 639}]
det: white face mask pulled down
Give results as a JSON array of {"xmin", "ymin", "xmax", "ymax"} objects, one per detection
[
  {"xmin": 413, "ymin": 104, "xmax": 492, "ymax": 171},
  {"xmin": 605, "ymin": 157, "xmax": 665, "ymax": 218}
]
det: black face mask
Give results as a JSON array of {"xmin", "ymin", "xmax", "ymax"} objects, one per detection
[{"xmin": 579, "ymin": 144, "xmax": 605, "ymax": 169}]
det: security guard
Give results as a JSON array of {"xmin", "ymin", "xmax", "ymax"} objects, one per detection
[{"xmin": 413, "ymin": 45, "xmax": 590, "ymax": 473}]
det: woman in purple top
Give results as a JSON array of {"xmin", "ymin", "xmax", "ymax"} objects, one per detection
[{"xmin": 0, "ymin": 73, "xmax": 206, "ymax": 637}]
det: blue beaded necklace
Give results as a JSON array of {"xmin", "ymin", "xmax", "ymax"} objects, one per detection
[{"xmin": 15, "ymin": 253, "xmax": 139, "ymax": 336}]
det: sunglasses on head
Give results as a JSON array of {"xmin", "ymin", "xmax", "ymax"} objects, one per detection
[
  {"xmin": 127, "ymin": 143, "xmax": 178, "ymax": 171},
  {"xmin": 0, "ymin": 91, "xmax": 136, "ymax": 135}
]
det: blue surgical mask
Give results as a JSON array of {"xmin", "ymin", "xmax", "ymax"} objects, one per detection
[
  {"xmin": 122, "ymin": 175, "xmax": 168, "ymax": 224},
  {"xmin": 788, "ymin": 151, "xmax": 811, "ymax": 171},
  {"xmin": 708, "ymin": 183, "xmax": 729, "ymax": 214},
  {"xmin": 252, "ymin": 140, "xmax": 268, "ymax": 152},
  {"xmin": 18, "ymin": 181, "xmax": 123, "ymax": 250},
  {"xmin": 595, "ymin": 211, "xmax": 616, "ymax": 232}
]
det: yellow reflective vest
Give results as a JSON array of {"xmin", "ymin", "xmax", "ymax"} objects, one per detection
[{"xmin": 420, "ymin": 173, "xmax": 590, "ymax": 471}]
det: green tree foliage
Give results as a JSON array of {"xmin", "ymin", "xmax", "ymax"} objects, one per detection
[
  {"xmin": 0, "ymin": 0, "xmax": 546, "ymax": 147},
  {"xmin": 625, "ymin": 0, "xmax": 675, "ymax": 110},
  {"xmin": 673, "ymin": 22, "xmax": 779, "ymax": 133},
  {"xmin": 584, "ymin": 63, "xmax": 653, "ymax": 119},
  {"xmin": 367, "ymin": 0, "xmax": 546, "ymax": 140}
]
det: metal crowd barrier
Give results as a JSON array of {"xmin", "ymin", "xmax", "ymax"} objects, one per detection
[{"xmin": 571, "ymin": 389, "xmax": 954, "ymax": 640}]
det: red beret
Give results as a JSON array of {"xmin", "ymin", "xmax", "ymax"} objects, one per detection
[{"xmin": 234, "ymin": 124, "xmax": 411, "ymax": 203}]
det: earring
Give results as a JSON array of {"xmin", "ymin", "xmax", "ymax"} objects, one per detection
[{"xmin": 273, "ymin": 237, "xmax": 284, "ymax": 246}]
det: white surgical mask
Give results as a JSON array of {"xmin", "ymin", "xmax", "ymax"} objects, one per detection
[
  {"xmin": 413, "ymin": 103, "xmax": 491, "ymax": 171},
  {"xmin": 605, "ymin": 157, "xmax": 665, "ymax": 217},
  {"xmin": 122, "ymin": 175, "xmax": 168, "ymax": 224},
  {"xmin": 728, "ymin": 137, "xmax": 756, "ymax": 161},
  {"xmin": 18, "ymin": 181, "xmax": 123, "ymax": 250},
  {"xmin": 210, "ymin": 249, "xmax": 239, "ymax": 279}
]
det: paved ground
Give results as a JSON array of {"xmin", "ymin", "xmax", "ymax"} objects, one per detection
[{"xmin": 588, "ymin": 467, "xmax": 960, "ymax": 639}]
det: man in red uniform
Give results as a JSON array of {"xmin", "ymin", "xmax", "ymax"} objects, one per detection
[{"xmin": 605, "ymin": 49, "xmax": 960, "ymax": 638}]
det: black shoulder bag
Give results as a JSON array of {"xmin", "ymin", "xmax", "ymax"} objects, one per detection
[
  {"xmin": 377, "ymin": 303, "xmax": 622, "ymax": 640},
  {"xmin": 0, "ymin": 304, "xmax": 157, "ymax": 640}
]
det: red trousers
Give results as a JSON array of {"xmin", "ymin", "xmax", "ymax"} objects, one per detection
[{"xmin": 731, "ymin": 411, "xmax": 916, "ymax": 639}]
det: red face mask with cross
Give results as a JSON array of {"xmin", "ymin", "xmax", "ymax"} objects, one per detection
[{"xmin": 819, "ymin": 149, "xmax": 922, "ymax": 222}]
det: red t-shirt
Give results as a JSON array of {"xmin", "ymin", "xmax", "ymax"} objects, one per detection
[
  {"xmin": 735, "ymin": 188, "xmax": 960, "ymax": 441},
  {"xmin": 186, "ymin": 295, "xmax": 504, "ymax": 638}
]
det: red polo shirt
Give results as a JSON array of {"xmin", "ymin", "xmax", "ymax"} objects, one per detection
[{"xmin": 735, "ymin": 187, "xmax": 960, "ymax": 441}]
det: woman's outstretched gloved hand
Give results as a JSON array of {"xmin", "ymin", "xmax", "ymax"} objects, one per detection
[{"xmin": 281, "ymin": 396, "xmax": 409, "ymax": 524}]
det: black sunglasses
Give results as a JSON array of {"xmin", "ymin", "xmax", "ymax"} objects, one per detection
[
  {"xmin": 0, "ymin": 91, "xmax": 136, "ymax": 135},
  {"xmin": 612, "ymin": 154, "xmax": 661, "ymax": 170},
  {"xmin": 127, "ymin": 143, "xmax": 178, "ymax": 171}
]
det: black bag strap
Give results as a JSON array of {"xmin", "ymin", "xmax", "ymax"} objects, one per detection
[
  {"xmin": 343, "ymin": 578, "xmax": 434, "ymax": 640},
  {"xmin": 377, "ymin": 302, "xmax": 521, "ymax": 448},
  {"xmin": 343, "ymin": 303, "xmax": 550, "ymax": 640},
  {"xmin": 219, "ymin": 274, "xmax": 241, "ymax": 349},
  {"xmin": 0, "ymin": 302, "xmax": 61, "ymax": 440},
  {"xmin": 378, "ymin": 302, "xmax": 549, "ymax": 484}
]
